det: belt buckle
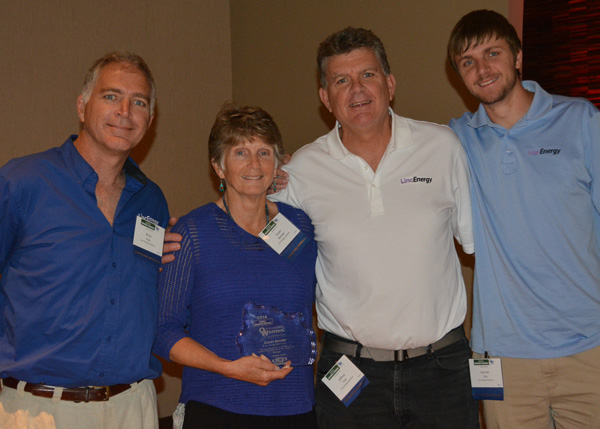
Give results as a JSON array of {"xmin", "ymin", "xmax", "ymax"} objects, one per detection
[
  {"xmin": 393, "ymin": 349, "xmax": 409, "ymax": 361},
  {"xmin": 89, "ymin": 385, "xmax": 110, "ymax": 401}
]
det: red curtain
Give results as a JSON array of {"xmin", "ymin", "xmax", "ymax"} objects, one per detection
[{"xmin": 523, "ymin": 0, "xmax": 600, "ymax": 108}]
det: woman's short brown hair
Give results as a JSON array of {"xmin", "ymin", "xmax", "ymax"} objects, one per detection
[{"xmin": 209, "ymin": 102, "xmax": 284, "ymax": 170}]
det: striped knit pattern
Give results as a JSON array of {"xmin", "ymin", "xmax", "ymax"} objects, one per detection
[{"xmin": 154, "ymin": 202, "xmax": 317, "ymax": 416}]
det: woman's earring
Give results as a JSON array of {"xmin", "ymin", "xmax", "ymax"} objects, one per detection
[
  {"xmin": 219, "ymin": 179, "xmax": 226, "ymax": 193},
  {"xmin": 272, "ymin": 181, "xmax": 277, "ymax": 193}
]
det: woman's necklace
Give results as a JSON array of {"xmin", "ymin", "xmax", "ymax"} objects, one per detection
[{"xmin": 221, "ymin": 194, "xmax": 270, "ymax": 226}]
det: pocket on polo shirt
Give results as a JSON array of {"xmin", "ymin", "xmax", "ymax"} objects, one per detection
[{"xmin": 134, "ymin": 251, "xmax": 161, "ymax": 284}]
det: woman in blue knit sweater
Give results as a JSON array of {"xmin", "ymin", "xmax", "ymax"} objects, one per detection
[{"xmin": 154, "ymin": 103, "xmax": 318, "ymax": 428}]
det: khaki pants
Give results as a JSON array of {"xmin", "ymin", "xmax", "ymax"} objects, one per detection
[
  {"xmin": 0, "ymin": 378, "xmax": 158, "ymax": 429},
  {"xmin": 475, "ymin": 345, "xmax": 600, "ymax": 429}
]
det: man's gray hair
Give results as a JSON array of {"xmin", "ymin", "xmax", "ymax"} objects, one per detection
[
  {"xmin": 81, "ymin": 51, "xmax": 156, "ymax": 115},
  {"xmin": 317, "ymin": 27, "xmax": 391, "ymax": 88}
]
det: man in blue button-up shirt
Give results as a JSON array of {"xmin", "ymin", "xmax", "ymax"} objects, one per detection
[
  {"xmin": 448, "ymin": 10, "xmax": 600, "ymax": 429},
  {"xmin": 0, "ymin": 52, "xmax": 175, "ymax": 428}
]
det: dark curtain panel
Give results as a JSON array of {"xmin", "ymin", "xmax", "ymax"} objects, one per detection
[{"xmin": 523, "ymin": 0, "xmax": 600, "ymax": 108}]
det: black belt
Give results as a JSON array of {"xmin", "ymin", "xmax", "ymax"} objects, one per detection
[
  {"xmin": 1, "ymin": 377, "xmax": 139, "ymax": 402},
  {"xmin": 323, "ymin": 326, "xmax": 465, "ymax": 362}
]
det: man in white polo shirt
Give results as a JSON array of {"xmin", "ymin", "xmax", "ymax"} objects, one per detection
[{"xmin": 270, "ymin": 27, "xmax": 479, "ymax": 428}]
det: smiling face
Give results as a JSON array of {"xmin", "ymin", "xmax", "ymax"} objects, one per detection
[
  {"xmin": 76, "ymin": 63, "xmax": 154, "ymax": 156},
  {"xmin": 212, "ymin": 138, "xmax": 277, "ymax": 200},
  {"xmin": 455, "ymin": 36, "xmax": 522, "ymax": 107},
  {"xmin": 319, "ymin": 48, "xmax": 395, "ymax": 134}
]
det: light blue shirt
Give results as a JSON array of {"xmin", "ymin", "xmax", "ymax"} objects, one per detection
[{"xmin": 450, "ymin": 81, "xmax": 600, "ymax": 358}]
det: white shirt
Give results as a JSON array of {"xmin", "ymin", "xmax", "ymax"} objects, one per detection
[{"xmin": 271, "ymin": 110, "xmax": 473, "ymax": 349}]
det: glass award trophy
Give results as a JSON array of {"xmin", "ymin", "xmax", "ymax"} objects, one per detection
[{"xmin": 236, "ymin": 301, "xmax": 317, "ymax": 366}]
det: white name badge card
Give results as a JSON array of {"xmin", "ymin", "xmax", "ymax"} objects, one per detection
[
  {"xmin": 469, "ymin": 358, "xmax": 504, "ymax": 400},
  {"xmin": 133, "ymin": 215, "xmax": 165, "ymax": 263},
  {"xmin": 260, "ymin": 213, "xmax": 299, "ymax": 254},
  {"xmin": 260, "ymin": 213, "xmax": 308, "ymax": 260},
  {"xmin": 321, "ymin": 355, "xmax": 369, "ymax": 407}
]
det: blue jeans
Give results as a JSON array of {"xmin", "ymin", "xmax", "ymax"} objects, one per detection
[{"xmin": 315, "ymin": 332, "xmax": 479, "ymax": 428}]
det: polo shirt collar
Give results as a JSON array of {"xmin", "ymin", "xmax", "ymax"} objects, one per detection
[
  {"xmin": 62, "ymin": 134, "xmax": 148, "ymax": 188},
  {"xmin": 521, "ymin": 80, "xmax": 553, "ymax": 121},
  {"xmin": 124, "ymin": 158, "xmax": 148, "ymax": 186},
  {"xmin": 62, "ymin": 135, "xmax": 96, "ymax": 184},
  {"xmin": 468, "ymin": 80, "xmax": 552, "ymax": 130},
  {"xmin": 325, "ymin": 108, "xmax": 412, "ymax": 160}
]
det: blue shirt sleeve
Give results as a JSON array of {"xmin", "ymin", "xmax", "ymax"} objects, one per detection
[
  {"xmin": 585, "ymin": 107, "xmax": 600, "ymax": 213},
  {"xmin": 154, "ymin": 220, "xmax": 196, "ymax": 360},
  {"xmin": 0, "ymin": 171, "xmax": 20, "ymax": 274}
]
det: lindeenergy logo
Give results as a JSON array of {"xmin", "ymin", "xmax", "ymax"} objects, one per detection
[
  {"xmin": 528, "ymin": 148, "xmax": 561, "ymax": 155},
  {"xmin": 401, "ymin": 176, "xmax": 433, "ymax": 184}
]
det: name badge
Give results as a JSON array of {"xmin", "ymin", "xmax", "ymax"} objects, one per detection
[
  {"xmin": 133, "ymin": 215, "xmax": 165, "ymax": 263},
  {"xmin": 321, "ymin": 355, "xmax": 369, "ymax": 407},
  {"xmin": 260, "ymin": 213, "xmax": 308, "ymax": 260},
  {"xmin": 469, "ymin": 358, "xmax": 504, "ymax": 400}
]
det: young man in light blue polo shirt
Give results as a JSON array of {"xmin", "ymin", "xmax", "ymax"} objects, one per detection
[{"xmin": 448, "ymin": 9, "xmax": 600, "ymax": 429}]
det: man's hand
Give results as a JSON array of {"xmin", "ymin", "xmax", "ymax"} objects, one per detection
[
  {"xmin": 270, "ymin": 153, "xmax": 291, "ymax": 194},
  {"xmin": 161, "ymin": 217, "xmax": 182, "ymax": 267}
]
